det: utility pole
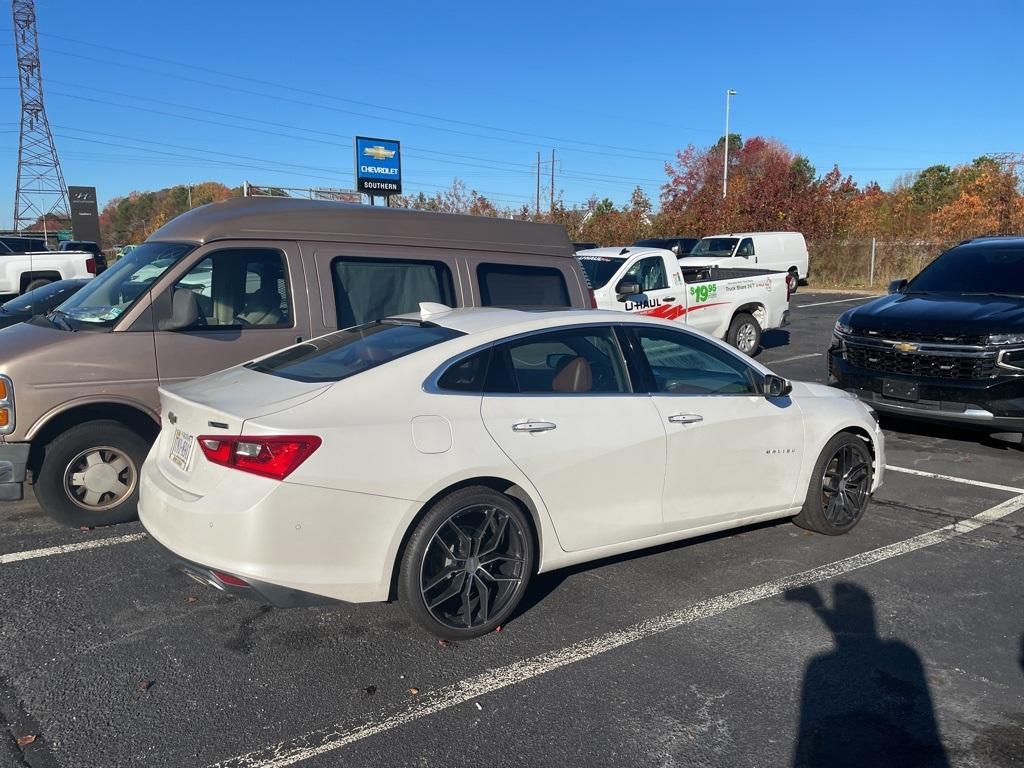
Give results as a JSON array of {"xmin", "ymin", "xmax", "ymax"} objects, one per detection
[
  {"xmin": 535, "ymin": 151, "xmax": 541, "ymax": 217},
  {"xmin": 12, "ymin": 0, "xmax": 69, "ymax": 233},
  {"xmin": 722, "ymin": 89, "xmax": 737, "ymax": 199},
  {"xmin": 549, "ymin": 149, "xmax": 555, "ymax": 215}
]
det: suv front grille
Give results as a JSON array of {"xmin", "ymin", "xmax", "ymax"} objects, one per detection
[
  {"xmin": 850, "ymin": 326, "xmax": 988, "ymax": 346},
  {"xmin": 844, "ymin": 345, "xmax": 997, "ymax": 379}
]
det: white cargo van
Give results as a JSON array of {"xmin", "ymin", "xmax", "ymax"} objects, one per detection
[{"xmin": 679, "ymin": 232, "xmax": 809, "ymax": 285}]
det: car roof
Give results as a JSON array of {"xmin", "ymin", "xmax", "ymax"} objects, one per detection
[
  {"xmin": 147, "ymin": 196, "xmax": 575, "ymax": 257},
  {"xmin": 576, "ymin": 246, "xmax": 673, "ymax": 259},
  {"xmin": 956, "ymin": 235, "xmax": 1024, "ymax": 249},
  {"xmin": 388, "ymin": 306, "xmax": 671, "ymax": 336}
]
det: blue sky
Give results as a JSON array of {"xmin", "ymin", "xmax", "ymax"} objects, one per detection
[{"xmin": 2, "ymin": 0, "xmax": 1022, "ymax": 226}]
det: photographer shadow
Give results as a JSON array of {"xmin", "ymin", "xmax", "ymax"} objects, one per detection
[{"xmin": 787, "ymin": 583, "xmax": 950, "ymax": 768}]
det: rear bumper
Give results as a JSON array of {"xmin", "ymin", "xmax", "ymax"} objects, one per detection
[
  {"xmin": 829, "ymin": 349, "xmax": 1024, "ymax": 431},
  {"xmin": 0, "ymin": 442, "xmax": 29, "ymax": 501},
  {"xmin": 151, "ymin": 537, "xmax": 338, "ymax": 608},
  {"xmin": 138, "ymin": 449, "xmax": 420, "ymax": 604}
]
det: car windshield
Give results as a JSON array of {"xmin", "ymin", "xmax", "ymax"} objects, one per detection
[
  {"xmin": 246, "ymin": 321, "xmax": 464, "ymax": 383},
  {"xmin": 2, "ymin": 280, "xmax": 87, "ymax": 315},
  {"xmin": 906, "ymin": 244, "xmax": 1024, "ymax": 295},
  {"xmin": 690, "ymin": 238, "xmax": 738, "ymax": 257},
  {"xmin": 55, "ymin": 242, "xmax": 193, "ymax": 327},
  {"xmin": 577, "ymin": 255, "xmax": 626, "ymax": 288}
]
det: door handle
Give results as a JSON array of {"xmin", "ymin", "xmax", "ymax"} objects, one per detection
[
  {"xmin": 668, "ymin": 413, "xmax": 703, "ymax": 424},
  {"xmin": 663, "ymin": 296, "xmax": 676, "ymax": 302},
  {"xmin": 512, "ymin": 420, "xmax": 557, "ymax": 433}
]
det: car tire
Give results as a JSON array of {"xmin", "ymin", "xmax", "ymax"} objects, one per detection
[
  {"xmin": 727, "ymin": 313, "xmax": 761, "ymax": 356},
  {"xmin": 788, "ymin": 268, "xmax": 800, "ymax": 294},
  {"xmin": 35, "ymin": 420, "xmax": 151, "ymax": 528},
  {"xmin": 398, "ymin": 486, "xmax": 535, "ymax": 640},
  {"xmin": 24, "ymin": 278, "xmax": 51, "ymax": 293},
  {"xmin": 793, "ymin": 432, "xmax": 873, "ymax": 535}
]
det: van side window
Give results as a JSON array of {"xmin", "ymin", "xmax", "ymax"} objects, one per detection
[
  {"xmin": 477, "ymin": 263, "xmax": 570, "ymax": 307},
  {"xmin": 332, "ymin": 256, "xmax": 455, "ymax": 329},
  {"xmin": 171, "ymin": 248, "xmax": 291, "ymax": 329},
  {"xmin": 737, "ymin": 238, "xmax": 755, "ymax": 258}
]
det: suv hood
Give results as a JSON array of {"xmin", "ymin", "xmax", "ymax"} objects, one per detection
[{"xmin": 845, "ymin": 293, "xmax": 1024, "ymax": 336}]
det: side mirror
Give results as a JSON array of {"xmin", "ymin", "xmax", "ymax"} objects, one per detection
[
  {"xmin": 158, "ymin": 287, "xmax": 201, "ymax": 331},
  {"xmin": 763, "ymin": 374, "xmax": 793, "ymax": 399},
  {"xmin": 888, "ymin": 279, "xmax": 908, "ymax": 295},
  {"xmin": 615, "ymin": 279, "xmax": 641, "ymax": 298}
]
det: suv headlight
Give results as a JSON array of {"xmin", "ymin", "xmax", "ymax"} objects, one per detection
[
  {"xmin": 987, "ymin": 333, "xmax": 1024, "ymax": 346},
  {"xmin": 834, "ymin": 320, "xmax": 853, "ymax": 336},
  {"xmin": 0, "ymin": 375, "xmax": 13, "ymax": 435}
]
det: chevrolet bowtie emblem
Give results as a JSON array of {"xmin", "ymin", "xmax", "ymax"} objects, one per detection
[
  {"xmin": 894, "ymin": 342, "xmax": 919, "ymax": 353},
  {"xmin": 362, "ymin": 145, "xmax": 396, "ymax": 160}
]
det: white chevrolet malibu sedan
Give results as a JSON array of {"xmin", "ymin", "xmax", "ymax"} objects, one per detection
[{"xmin": 139, "ymin": 306, "xmax": 885, "ymax": 639}]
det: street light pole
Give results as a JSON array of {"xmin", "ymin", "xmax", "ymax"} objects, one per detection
[{"xmin": 723, "ymin": 89, "xmax": 737, "ymax": 199}]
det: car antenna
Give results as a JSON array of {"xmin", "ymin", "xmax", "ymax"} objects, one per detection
[
  {"xmin": 419, "ymin": 302, "xmax": 452, "ymax": 320},
  {"xmin": 619, "ymin": 247, "xmax": 629, "ymax": 255}
]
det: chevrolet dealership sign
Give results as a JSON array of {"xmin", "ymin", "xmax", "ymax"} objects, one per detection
[{"xmin": 355, "ymin": 137, "xmax": 402, "ymax": 196}]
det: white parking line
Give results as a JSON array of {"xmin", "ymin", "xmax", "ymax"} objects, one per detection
[
  {"xmin": 208, "ymin": 493, "xmax": 1024, "ymax": 768},
  {"xmin": 795, "ymin": 296, "xmax": 875, "ymax": 308},
  {"xmin": 0, "ymin": 533, "xmax": 146, "ymax": 565},
  {"xmin": 765, "ymin": 352, "xmax": 823, "ymax": 365},
  {"xmin": 885, "ymin": 465, "xmax": 1024, "ymax": 494}
]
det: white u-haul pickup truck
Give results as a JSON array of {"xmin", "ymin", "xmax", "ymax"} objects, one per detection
[{"xmin": 578, "ymin": 246, "xmax": 791, "ymax": 355}]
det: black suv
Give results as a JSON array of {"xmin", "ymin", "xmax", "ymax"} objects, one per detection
[{"xmin": 829, "ymin": 237, "xmax": 1024, "ymax": 431}]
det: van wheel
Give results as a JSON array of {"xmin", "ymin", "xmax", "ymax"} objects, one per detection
[
  {"xmin": 35, "ymin": 420, "xmax": 150, "ymax": 527},
  {"xmin": 24, "ymin": 278, "xmax": 52, "ymax": 293},
  {"xmin": 398, "ymin": 486, "xmax": 535, "ymax": 640},
  {"xmin": 793, "ymin": 433, "xmax": 873, "ymax": 535},
  {"xmin": 727, "ymin": 313, "xmax": 761, "ymax": 355},
  {"xmin": 788, "ymin": 268, "xmax": 799, "ymax": 294}
]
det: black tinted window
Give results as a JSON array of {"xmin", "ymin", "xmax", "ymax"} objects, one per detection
[
  {"xmin": 490, "ymin": 327, "xmax": 629, "ymax": 394},
  {"xmin": 477, "ymin": 263, "xmax": 570, "ymax": 307},
  {"xmin": 332, "ymin": 257, "xmax": 455, "ymax": 329},
  {"xmin": 577, "ymin": 256, "xmax": 625, "ymax": 289},
  {"xmin": 634, "ymin": 327, "xmax": 757, "ymax": 395},
  {"xmin": 907, "ymin": 244, "xmax": 1024, "ymax": 295},
  {"xmin": 247, "ymin": 322, "xmax": 463, "ymax": 383},
  {"xmin": 437, "ymin": 348, "xmax": 491, "ymax": 392}
]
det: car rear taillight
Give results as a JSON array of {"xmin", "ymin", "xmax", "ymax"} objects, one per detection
[
  {"xmin": 86, "ymin": 257, "xmax": 96, "ymax": 274},
  {"xmin": 197, "ymin": 435, "xmax": 321, "ymax": 480},
  {"xmin": 786, "ymin": 274, "xmax": 795, "ymax": 300},
  {"xmin": 588, "ymin": 288, "xmax": 598, "ymax": 309},
  {"xmin": 211, "ymin": 570, "xmax": 249, "ymax": 587}
]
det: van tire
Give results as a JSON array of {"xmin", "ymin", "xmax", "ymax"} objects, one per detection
[
  {"xmin": 788, "ymin": 268, "xmax": 799, "ymax": 294},
  {"xmin": 24, "ymin": 278, "xmax": 52, "ymax": 293},
  {"xmin": 35, "ymin": 420, "xmax": 150, "ymax": 528},
  {"xmin": 727, "ymin": 313, "xmax": 761, "ymax": 356}
]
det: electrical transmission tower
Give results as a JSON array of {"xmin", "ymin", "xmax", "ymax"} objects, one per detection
[{"xmin": 12, "ymin": 0, "xmax": 69, "ymax": 233}]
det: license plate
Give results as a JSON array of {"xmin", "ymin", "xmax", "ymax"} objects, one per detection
[
  {"xmin": 169, "ymin": 428, "xmax": 195, "ymax": 470},
  {"xmin": 883, "ymin": 379, "xmax": 919, "ymax": 401}
]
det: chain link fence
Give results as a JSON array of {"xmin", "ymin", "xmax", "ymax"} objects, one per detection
[{"xmin": 808, "ymin": 239, "xmax": 951, "ymax": 290}]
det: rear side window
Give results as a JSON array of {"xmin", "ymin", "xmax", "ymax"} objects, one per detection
[
  {"xmin": 495, "ymin": 327, "xmax": 629, "ymax": 394},
  {"xmin": 332, "ymin": 257, "xmax": 455, "ymax": 329},
  {"xmin": 477, "ymin": 263, "xmax": 570, "ymax": 307},
  {"xmin": 246, "ymin": 321, "xmax": 463, "ymax": 382}
]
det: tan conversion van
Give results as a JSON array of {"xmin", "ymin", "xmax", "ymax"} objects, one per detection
[{"xmin": 0, "ymin": 197, "xmax": 591, "ymax": 526}]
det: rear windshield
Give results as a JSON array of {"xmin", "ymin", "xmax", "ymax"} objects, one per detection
[
  {"xmin": 245, "ymin": 321, "xmax": 463, "ymax": 383},
  {"xmin": 690, "ymin": 238, "xmax": 738, "ymax": 257},
  {"xmin": 906, "ymin": 244, "xmax": 1024, "ymax": 295},
  {"xmin": 577, "ymin": 255, "xmax": 625, "ymax": 289}
]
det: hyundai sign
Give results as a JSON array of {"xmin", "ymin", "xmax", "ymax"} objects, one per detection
[{"xmin": 355, "ymin": 137, "xmax": 402, "ymax": 196}]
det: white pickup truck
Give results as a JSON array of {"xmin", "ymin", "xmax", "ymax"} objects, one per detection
[
  {"xmin": 0, "ymin": 249, "xmax": 98, "ymax": 295},
  {"xmin": 578, "ymin": 246, "xmax": 791, "ymax": 354}
]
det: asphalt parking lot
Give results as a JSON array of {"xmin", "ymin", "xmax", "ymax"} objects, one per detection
[{"xmin": 2, "ymin": 292, "xmax": 1022, "ymax": 768}]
